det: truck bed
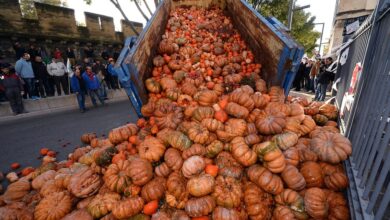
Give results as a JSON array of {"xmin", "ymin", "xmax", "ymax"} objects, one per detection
[{"xmin": 123, "ymin": 0, "xmax": 303, "ymax": 103}]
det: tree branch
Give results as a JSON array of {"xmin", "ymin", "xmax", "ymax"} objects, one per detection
[
  {"xmin": 110, "ymin": 0, "xmax": 140, "ymax": 36},
  {"xmin": 133, "ymin": 0, "xmax": 149, "ymax": 22},
  {"xmin": 142, "ymin": 0, "xmax": 153, "ymax": 16}
]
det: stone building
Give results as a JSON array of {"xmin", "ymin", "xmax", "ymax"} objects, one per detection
[
  {"xmin": 0, "ymin": 0, "xmax": 143, "ymax": 63},
  {"xmin": 328, "ymin": 0, "xmax": 378, "ymax": 54}
]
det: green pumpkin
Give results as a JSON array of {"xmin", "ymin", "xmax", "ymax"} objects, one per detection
[
  {"xmin": 166, "ymin": 88, "xmax": 182, "ymax": 101},
  {"xmin": 312, "ymin": 114, "xmax": 329, "ymax": 126},
  {"xmin": 128, "ymin": 214, "xmax": 151, "ymax": 220},
  {"xmin": 253, "ymin": 141, "xmax": 278, "ymax": 161},
  {"xmin": 31, "ymin": 162, "xmax": 56, "ymax": 179},
  {"xmin": 206, "ymin": 140, "xmax": 224, "ymax": 158},
  {"xmin": 145, "ymin": 78, "xmax": 161, "ymax": 93},
  {"xmin": 191, "ymin": 106, "xmax": 215, "ymax": 122},
  {"xmin": 167, "ymin": 131, "xmax": 192, "ymax": 151},
  {"xmin": 173, "ymin": 70, "xmax": 187, "ymax": 83},
  {"xmin": 95, "ymin": 147, "xmax": 118, "ymax": 166}
]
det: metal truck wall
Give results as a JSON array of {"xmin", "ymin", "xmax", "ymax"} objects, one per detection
[
  {"xmin": 335, "ymin": 0, "xmax": 390, "ymax": 219},
  {"xmin": 123, "ymin": 0, "xmax": 303, "ymax": 109}
]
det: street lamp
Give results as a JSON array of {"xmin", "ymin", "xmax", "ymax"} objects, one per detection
[
  {"xmin": 314, "ymin": 22, "xmax": 325, "ymax": 55},
  {"xmin": 287, "ymin": 0, "xmax": 310, "ymax": 30}
]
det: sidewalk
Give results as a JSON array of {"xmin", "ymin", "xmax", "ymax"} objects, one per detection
[
  {"xmin": 0, "ymin": 89, "xmax": 129, "ymax": 122},
  {"xmin": 289, "ymin": 90, "xmax": 333, "ymax": 102}
]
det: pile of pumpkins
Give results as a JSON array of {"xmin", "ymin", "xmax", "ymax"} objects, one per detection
[{"xmin": 0, "ymin": 6, "xmax": 352, "ymax": 220}]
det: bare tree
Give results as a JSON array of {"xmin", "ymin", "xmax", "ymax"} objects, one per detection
[
  {"xmin": 110, "ymin": 0, "xmax": 141, "ymax": 35},
  {"xmin": 132, "ymin": 0, "xmax": 149, "ymax": 22},
  {"xmin": 154, "ymin": 0, "xmax": 159, "ymax": 8},
  {"xmin": 142, "ymin": 0, "xmax": 154, "ymax": 16}
]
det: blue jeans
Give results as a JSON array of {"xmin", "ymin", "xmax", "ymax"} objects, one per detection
[
  {"xmin": 76, "ymin": 91, "xmax": 86, "ymax": 110},
  {"xmin": 22, "ymin": 78, "xmax": 35, "ymax": 99},
  {"xmin": 89, "ymin": 89, "xmax": 104, "ymax": 106},
  {"xmin": 99, "ymin": 83, "xmax": 108, "ymax": 98},
  {"xmin": 315, "ymin": 83, "xmax": 328, "ymax": 101}
]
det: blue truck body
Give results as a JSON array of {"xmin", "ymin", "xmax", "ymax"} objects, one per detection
[{"xmin": 115, "ymin": 0, "xmax": 304, "ymax": 117}]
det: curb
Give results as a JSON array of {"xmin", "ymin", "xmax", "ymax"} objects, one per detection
[{"xmin": 0, "ymin": 90, "xmax": 129, "ymax": 123}]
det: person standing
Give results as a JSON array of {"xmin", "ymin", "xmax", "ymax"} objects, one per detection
[
  {"xmin": 47, "ymin": 58, "xmax": 69, "ymax": 96},
  {"xmin": 15, "ymin": 53, "xmax": 38, "ymax": 100},
  {"xmin": 304, "ymin": 59, "xmax": 313, "ymax": 92},
  {"xmin": 13, "ymin": 42, "xmax": 25, "ymax": 60},
  {"xmin": 93, "ymin": 60, "xmax": 108, "ymax": 99},
  {"xmin": 310, "ymin": 59, "xmax": 321, "ymax": 93},
  {"xmin": 82, "ymin": 66, "xmax": 105, "ymax": 107},
  {"xmin": 84, "ymin": 46, "xmax": 95, "ymax": 62},
  {"xmin": 1, "ymin": 63, "xmax": 26, "ymax": 115},
  {"xmin": 27, "ymin": 44, "xmax": 38, "ymax": 62},
  {"xmin": 315, "ymin": 57, "xmax": 334, "ymax": 101},
  {"xmin": 293, "ymin": 58, "xmax": 307, "ymax": 91},
  {"xmin": 107, "ymin": 58, "xmax": 119, "ymax": 89},
  {"xmin": 53, "ymin": 48, "xmax": 62, "ymax": 60},
  {"xmin": 71, "ymin": 67, "xmax": 87, "ymax": 113},
  {"xmin": 66, "ymin": 47, "xmax": 76, "ymax": 67},
  {"xmin": 32, "ymin": 56, "xmax": 52, "ymax": 97}
]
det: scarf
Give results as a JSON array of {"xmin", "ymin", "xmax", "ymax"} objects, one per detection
[{"xmin": 86, "ymin": 71, "xmax": 94, "ymax": 81}]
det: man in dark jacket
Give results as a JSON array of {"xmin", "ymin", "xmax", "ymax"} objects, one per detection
[
  {"xmin": 71, "ymin": 66, "xmax": 87, "ymax": 113},
  {"xmin": 1, "ymin": 63, "xmax": 25, "ymax": 115},
  {"xmin": 315, "ymin": 57, "xmax": 334, "ymax": 101},
  {"xmin": 293, "ymin": 58, "xmax": 307, "ymax": 91},
  {"xmin": 13, "ymin": 42, "xmax": 25, "ymax": 60},
  {"xmin": 32, "ymin": 56, "xmax": 52, "ymax": 97}
]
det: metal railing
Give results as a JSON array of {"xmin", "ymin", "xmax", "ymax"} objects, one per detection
[{"xmin": 335, "ymin": 0, "xmax": 390, "ymax": 219}]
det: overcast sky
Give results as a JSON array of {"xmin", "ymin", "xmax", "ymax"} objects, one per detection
[{"xmin": 67, "ymin": 0, "xmax": 337, "ymax": 47}]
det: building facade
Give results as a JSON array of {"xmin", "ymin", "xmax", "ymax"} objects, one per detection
[
  {"xmin": 328, "ymin": 0, "xmax": 378, "ymax": 54},
  {"xmin": 0, "ymin": 0, "xmax": 143, "ymax": 63}
]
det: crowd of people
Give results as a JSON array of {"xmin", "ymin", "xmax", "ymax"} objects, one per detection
[
  {"xmin": 292, "ymin": 56, "xmax": 337, "ymax": 101},
  {"xmin": 0, "ymin": 42, "xmax": 122, "ymax": 115}
]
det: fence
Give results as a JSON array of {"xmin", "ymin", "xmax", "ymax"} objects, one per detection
[{"xmin": 335, "ymin": 0, "xmax": 390, "ymax": 219}]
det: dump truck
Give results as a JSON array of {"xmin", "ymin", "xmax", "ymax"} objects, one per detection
[{"xmin": 114, "ymin": 0, "xmax": 304, "ymax": 117}]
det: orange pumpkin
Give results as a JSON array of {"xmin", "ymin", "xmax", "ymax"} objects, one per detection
[
  {"xmin": 185, "ymin": 196, "xmax": 216, "ymax": 218},
  {"xmin": 137, "ymin": 136, "xmax": 166, "ymax": 162},
  {"xmin": 212, "ymin": 206, "xmax": 241, "ymax": 220},
  {"xmin": 300, "ymin": 161, "xmax": 324, "ymax": 187},
  {"xmin": 34, "ymin": 191, "xmax": 72, "ymax": 220},
  {"xmin": 188, "ymin": 123, "xmax": 210, "ymax": 144},
  {"xmin": 187, "ymin": 174, "xmax": 215, "ymax": 197},
  {"xmin": 310, "ymin": 132, "xmax": 352, "ymax": 164},
  {"xmin": 244, "ymin": 181, "xmax": 273, "ymax": 220},
  {"xmin": 225, "ymin": 102, "xmax": 249, "ymax": 119},
  {"xmin": 229, "ymin": 137, "xmax": 257, "ymax": 167},
  {"xmin": 103, "ymin": 160, "xmax": 132, "ymax": 193},
  {"xmin": 40, "ymin": 148, "xmax": 50, "ymax": 156},
  {"xmin": 253, "ymin": 141, "xmax": 286, "ymax": 173},
  {"xmin": 182, "ymin": 144, "xmax": 206, "ymax": 159},
  {"xmin": 281, "ymin": 164, "xmax": 306, "ymax": 191},
  {"xmin": 164, "ymin": 148, "xmax": 184, "ymax": 171},
  {"xmin": 255, "ymin": 112, "xmax": 286, "ymax": 135},
  {"xmin": 195, "ymin": 90, "xmax": 218, "ymax": 106},
  {"xmin": 128, "ymin": 157, "xmax": 153, "ymax": 186},
  {"xmin": 283, "ymin": 147, "xmax": 300, "ymax": 167},
  {"xmin": 143, "ymin": 200, "xmax": 158, "ymax": 216},
  {"xmin": 275, "ymin": 189, "xmax": 307, "ymax": 219},
  {"xmin": 212, "ymin": 175, "xmax": 242, "ymax": 208},
  {"xmin": 112, "ymin": 196, "xmax": 144, "ymax": 219},
  {"xmin": 155, "ymin": 162, "xmax": 171, "ymax": 177},
  {"xmin": 141, "ymin": 177, "xmax": 166, "ymax": 202},
  {"xmin": 304, "ymin": 187, "xmax": 328, "ymax": 219},
  {"xmin": 205, "ymin": 164, "xmax": 219, "ymax": 177},
  {"xmin": 247, "ymin": 164, "xmax": 284, "ymax": 195},
  {"xmin": 182, "ymin": 156, "xmax": 205, "ymax": 178}
]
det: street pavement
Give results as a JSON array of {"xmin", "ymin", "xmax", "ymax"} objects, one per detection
[{"xmin": 0, "ymin": 100, "xmax": 138, "ymax": 175}]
